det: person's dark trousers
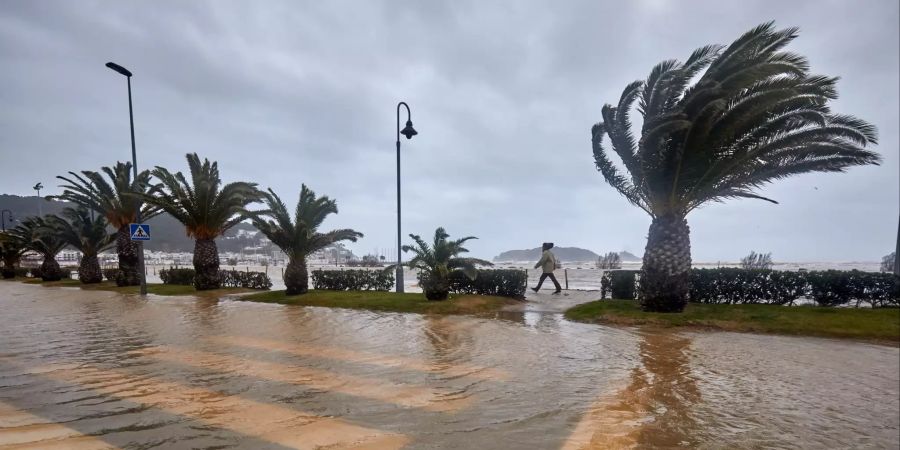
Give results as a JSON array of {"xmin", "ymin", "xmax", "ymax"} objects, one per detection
[{"xmin": 534, "ymin": 273, "xmax": 562, "ymax": 292}]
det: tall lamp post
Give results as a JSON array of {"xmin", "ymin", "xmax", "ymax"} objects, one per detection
[
  {"xmin": 105, "ymin": 61, "xmax": 147, "ymax": 296},
  {"xmin": 1, "ymin": 210, "xmax": 13, "ymax": 231},
  {"xmin": 33, "ymin": 183, "xmax": 43, "ymax": 215},
  {"xmin": 395, "ymin": 102, "xmax": 418, "ymax": 293}
]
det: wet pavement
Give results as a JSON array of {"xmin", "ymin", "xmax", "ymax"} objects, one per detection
[{"xmin": 0, "ymin": 281, "xmax": 898, "ymax": 449}]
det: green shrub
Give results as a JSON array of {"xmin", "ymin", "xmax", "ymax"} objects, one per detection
[
  {"xmin": 160, "ymin": 267, "xmax": 272, "ymax": 290},
  {"xmin": 448, "ymin": 269, "xmax": 527, "ymax": 299},
  {"xmin": 806, "ymin": 270, "xmax": 898, "ymax": 308},
  {"xmin": 28, "ymin": 267, "xmax": 42, "ymax": 279},
  {"xmin": 688, "ymin": 268, "xmax": 898, "ymax": 307},
  {"xmin": 13, "ymin": 267, "xmax": 29, "ymax": 278},
  {"xmin": 219, "ymin": 269, "xmax": 272, "ymax": 290},
  {"xmin": 159, "ymin": 268, "xmax": 196, "ymax": 285},
  {"xmin": 601, "ymin": 270, "xmax": 639, "ymax": 300},
  {"xmin": 311, "ymin": 269, "xmax": 394, "ymax": 291}
]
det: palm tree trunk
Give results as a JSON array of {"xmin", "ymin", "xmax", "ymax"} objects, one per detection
[
  {"xmin": 193, "ymin": 238, "xmax": 221, "ymax": 290},
  {"xmin": 640, "ymin": 215, "xmax": 691, "ymax": 312},
  {"xmin": 40, "ymin": 256, "xmax": 62, "ymax": 282},
  {"xmin": 78, "ymin": 253, "xmax": 103, "ymax": 284},
  {"xmin": 284, "ymin": 256, "xmax": 308, "ymax": 295},
  {"xmin": 115, "ymin": 225, "xmax": 141, "ymax": 286}
]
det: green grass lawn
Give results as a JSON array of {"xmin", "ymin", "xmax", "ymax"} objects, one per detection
[
  {"xmin": 565, "ymin": 299, "xmax": 900, "ymax": 344},
  {"xmin": 12, "ymin": 278, "xmax": 250, "ymax": 297},
  {"xmin": 6, "ymin": 278, "xmax": 515, "ymax": 314},
  {"xmin": 241, "ymin": 289, "xmax": 518, "ymax": 315}
]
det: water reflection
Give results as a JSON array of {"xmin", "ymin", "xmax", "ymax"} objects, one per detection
[
  {"xmin": 0, "ymin": 281, "xmax": 897, "ymax": 449},
  {"xmin": 564, "ymin": 331, "xmax": 701, "ymax": 449},
  {"xmin": 632, "ymin": 332, "xmax": 701, "ymax": 448}
]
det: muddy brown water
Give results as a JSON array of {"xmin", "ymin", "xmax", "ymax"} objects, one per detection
[{"xmin": 0, "ymin": 282, "xmax": 897, "ymax": 449}]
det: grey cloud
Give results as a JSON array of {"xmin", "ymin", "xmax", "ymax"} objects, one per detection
[{"xmin": 0, "ymin": 0, "xmax": 897, "ymax": 262}]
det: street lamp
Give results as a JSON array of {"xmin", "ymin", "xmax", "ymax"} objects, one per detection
[
  {"xmin": 395, "ymin": 102, "xmax": 417, "ymax": 293},
  {"xmin": 33, "ymin": 182, "xmax": 43, "ymax": 215},
  {"xmin": 1, "ymin": 210, "xmax": 13, "ymax": 231},
  {"xmin": 106, "ymin": 61, "xmax": 147, "ymax": 296}
]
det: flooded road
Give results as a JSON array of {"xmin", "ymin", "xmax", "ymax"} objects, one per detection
[{"xmin": 1, "ymin": 282, "xmax": 897, "ymax": 449}]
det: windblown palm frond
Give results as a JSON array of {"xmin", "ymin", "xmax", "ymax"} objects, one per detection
[
  {"xmin": 253, "ymin": 185, "xmax": 362, "ymax": 258},
  {"xmin": 592, "ymin": 21, "xmax": 880, "ymax": 218},
  {"xmin": 139, "ymin": 153, "xmax": 264, "ymax": 239},
  {"xmin": 398, "ymin": 227, "xmax": 492, "ymax": 281},
  {"xmin": 45, "ymin": 208, "xmax": 116, "ymax": 256},
  {"xmin": 5, "ymin": 216, "xmax": 67, "ymax": 257},
  {"xmin": 51, "ymin": 162, "xmax": 160, "ymax": 228}
]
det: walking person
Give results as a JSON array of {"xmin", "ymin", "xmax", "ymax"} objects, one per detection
[{"xmin": 532, "ymin": 242, "xmax": 562, "ymax": 294}]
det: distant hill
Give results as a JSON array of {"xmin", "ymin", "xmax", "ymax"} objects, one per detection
[
  {"xmin": 493, "ymin": 246, "xmax": 642, "ymax": 263},
  {"xmin": 1, "ymin": 194, "xmax": 258, "ymax": 253},
  {"xmin": 619, "ymin": 251, "xmax": 641, "ymax": 262},
  {"xmin": 494, "ymin": 247, "xmax": 600, "ymax": 262}
]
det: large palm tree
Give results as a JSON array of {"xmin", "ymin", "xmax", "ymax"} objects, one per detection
[
  {"xmin": 46, "ymin": 208, "xmax": 116, "ymax": 284},
  {"xmin": 591, "ymin": 22, "xmax": 880, "ymax": 312},
  {"xmin": 394, "ymin": 227, "xmax": 492, "ymax": 300},
  {"xmin": 52, "ymin": 162, "xmax": 159, "ymax": 286},
  {"xmin": 252, "ymin": 185, "xmax": 363, "ymax": 295},
  {"xmin": 140, "ymin": 153, "xmax": 263, "ymax": 290},
  {"xmin": 6, "ymin": 217, "xmax": 68, "ymax": 281},
  {"xmin": 0, "ymin": 232, "xmax": 27, "ymax": 279}
]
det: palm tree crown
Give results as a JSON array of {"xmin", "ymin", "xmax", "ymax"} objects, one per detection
[
  {"xmin": 592, "ymin": 22, "xmax": 880, "ymax": 218},
  {"xmin": 401, "ymin": 227, "xmax": 492, "ymax": 284},
  {"xmin": 7, "ymin": 216, "xmax": 67, "ymax": 258},
  {"xmin": 253, "ymin": 185, "xmax": 362, "ymax": 259},
  {"xmin": 52, "ymin": 162, "xmax": 160, "ymax": 228},
  {"xmin": 6, "ymin": 216, "xmax": 68, "ymax": 281},
  {"xmin": 46, "ymin": 207, "xmax": 116, "ymax": 256},
  {"xmin": 146, "ymin": 153, "xmax": 263, "ymax": 239}
]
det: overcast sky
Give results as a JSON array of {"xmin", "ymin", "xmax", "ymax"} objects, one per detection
[{"xmin": 1, "ymin": 0, "xmax": 897, "ymax": 262}]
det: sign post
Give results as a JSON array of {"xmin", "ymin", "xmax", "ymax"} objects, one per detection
[
  {"xmin": 129, "ymin": 223, "xmax": 150, "ymax": 295},
  {"xmin": 129, "ymin": 224, "xmax": 151, "ymax": 241}
]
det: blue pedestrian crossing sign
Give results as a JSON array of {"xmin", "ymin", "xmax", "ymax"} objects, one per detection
[{"xmin": 129, "ymin": 223, "xmax": 151, "ymax": 241}]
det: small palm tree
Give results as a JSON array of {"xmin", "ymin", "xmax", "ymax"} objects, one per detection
[
  {"xmin": 394, "ymin": 227, "xmax": 492, "ymax": 300},
  {"xmin": 139, "ymin": 153, "xmax": 263, "ymax": 290},
  {"xmin": 0, "ymin": 232, "xmax": 27, "ymax": 279},
  {"xmin": 6, "ymin": 217, "xmax": 68, "ymax": 281},
  {"xmin": 46, "ymin": 208, "xmax": 116, "ymax": 284},
  {"xmin": 52, "ymin": 162, "xmax": 160, "ymax": 286},
  {"xmin": 591, "ymin": 22, "xmax": 880, "ymax": 312},
  {"xmin": 252, "ymin": 185, "xmax": 363, "ymax": 295}
]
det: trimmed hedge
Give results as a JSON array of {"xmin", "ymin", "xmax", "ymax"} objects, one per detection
[
  {"xmin": 160, "ymin": 268, "xmax": 196, "ymax": 285},
  {"xmin": 219, "ymin": 270, "xmax": 272, "ymax": 290},
  {"xmin": 311, "ymin": 269, "xmax": 394, "ymax": 291},
  {"xmin": 600, "ymin": 270, "xmax": 639, "ymax": 300},
  {"xmin": 159, "ymin": 267, "xmax": 272, "ymax": 290},
  {"xmin": 448, "ymin": 269, "xmax": 527, "ymax": 299},
  {"xmin": 690, "ymin": 268, "xmax": 806, "ymax": 305},
  {"xmin": 602, "ymin": 268, "xmax": 899, "ymax": 307}
]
